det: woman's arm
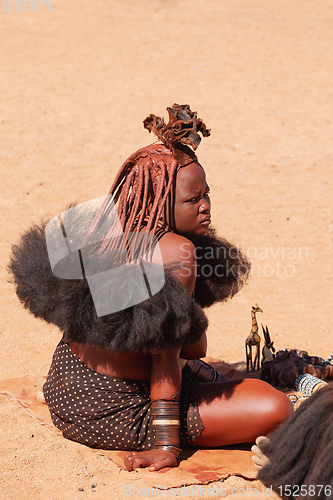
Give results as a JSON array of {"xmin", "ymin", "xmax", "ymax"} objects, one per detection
[
  {"xmin": 160, "ymin": 235, "xmax": 207, "ymax": 359},
  {"xmin": 124, "ymin": 235, "xmax": 202, "ymax": 471},
  {"xmin": 180, "ymin": 332, "xmax": 207, "ymax": 359},
  {"xmin": 149, "ymin": 346, "xmax": 182, "ymax": 400},
  {"xmin": 124, "ymin": 345, "xmax": 183, "ymax": 472}
]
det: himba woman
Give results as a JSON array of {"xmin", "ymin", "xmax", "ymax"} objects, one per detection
[{"xmin": 9, "ymin": 104, "xmax": 292, "ymax": 472}]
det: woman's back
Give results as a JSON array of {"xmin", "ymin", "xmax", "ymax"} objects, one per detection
[{"xmin": 69, "ymin": 231, "xmax": 199, "ymax": 379}]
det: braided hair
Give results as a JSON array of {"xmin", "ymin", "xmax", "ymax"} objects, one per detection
[{"xmin": 93, "ymin": 144, "xmax": 178, "ymax": 255}]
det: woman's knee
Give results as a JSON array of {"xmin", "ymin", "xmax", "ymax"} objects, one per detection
[
  {"xmin": 251, "ymin": 379, "xmax": 293, "ymax": 429},
  {"xmin": 268, "ymin": 392, "xmax": 293, "ymax": 434},
  {"xmin": 195, "ymin": 378, "xmax": 293, "ymax": 446}
]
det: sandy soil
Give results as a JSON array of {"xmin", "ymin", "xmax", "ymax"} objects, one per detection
[{"xmin": 1, "ymin": 0, "xmax": 332, "ymax": 498}]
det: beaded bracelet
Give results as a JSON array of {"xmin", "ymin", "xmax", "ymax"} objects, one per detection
[
  {"xmin": 287, "ymin": 393, "xmax": 308, "ymax": 411},
  {"xmin": 294, "ymin": 373, "xmax": 328, "ymax": 396}
]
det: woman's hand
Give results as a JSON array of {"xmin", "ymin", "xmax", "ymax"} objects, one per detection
[{"xmin": 124, "ymin": 449, "xmax": 178, "ymax": 472}]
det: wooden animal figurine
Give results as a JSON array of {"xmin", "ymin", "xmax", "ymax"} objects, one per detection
[
  {"xmin": 260, "ymin": 324, "xmax": 276, "ymax": 382},
  {"xmin": 261, "ymin": 324, "xmax": 275, "ymax": 365},
  {"xmin": 245, "ymin": 304, "xmax": 263, "ymax": 372}
]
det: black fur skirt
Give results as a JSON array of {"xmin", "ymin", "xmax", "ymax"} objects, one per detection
[{"xmin": 43, "ymin": 340, "xmax": 204, "ymax": 450}]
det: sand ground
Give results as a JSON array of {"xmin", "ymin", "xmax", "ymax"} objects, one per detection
[{"xmin": 1, "ymin": 1, "xmax": 332, "ymax": 498}]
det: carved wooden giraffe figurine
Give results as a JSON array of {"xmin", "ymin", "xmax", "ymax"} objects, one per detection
[{"xmin": 245, "ymin": 304, "xmax": 263, "ymax": 372}]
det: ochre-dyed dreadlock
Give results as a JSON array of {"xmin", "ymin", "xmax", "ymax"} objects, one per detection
[
  {"xmin": 110, "ymin": 144, "xmax": 178, "ymax": 236},
  {"xmin": 89, "ymin": 104, "xmax": 210, "ymax": 255}
]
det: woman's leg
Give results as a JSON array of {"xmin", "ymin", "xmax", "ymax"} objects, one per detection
[{"xmin": 193, "ymin": 378, "xmax": 293, "ymax": 447}]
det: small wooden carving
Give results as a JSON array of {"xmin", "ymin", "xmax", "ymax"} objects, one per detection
[{"xmin": 245, "ymin": 304, "xmax": 262, "ymax": 372}]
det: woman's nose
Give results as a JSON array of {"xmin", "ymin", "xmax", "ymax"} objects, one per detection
[{"xmin": 199, "ymin": 198, "xmax": 210, "ymax": 212}]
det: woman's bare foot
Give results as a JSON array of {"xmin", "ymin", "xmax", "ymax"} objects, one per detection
[{"xmin": 251, "ymin": 436, "xmax": 270, "ymax": 471}]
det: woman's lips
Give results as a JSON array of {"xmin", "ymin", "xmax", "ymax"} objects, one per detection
[{"xmin": 201, "ymin": 217, "xmax": 211, "ymax": 226}]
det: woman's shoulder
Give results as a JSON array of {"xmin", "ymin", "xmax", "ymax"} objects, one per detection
[
  {"xmin": 158, "ymin": 232, "xmax": 196, "ymax": 266},
  {"xmin": 157, "ymin": 232, "xmax": 196, "ymax": 294}
]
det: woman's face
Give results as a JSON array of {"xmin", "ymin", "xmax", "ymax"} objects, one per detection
[{"xmin": 173, "ymin": 161, "xmax": 211, "ymax": 236}]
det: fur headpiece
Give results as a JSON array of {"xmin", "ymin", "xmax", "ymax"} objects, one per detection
[
  {"xmin": 8, "ymin": 220, "xmax": 208, "ymax": 352},
  {"xmin": 8, "ymin": 213, "xmax": 250, "ymax": 351}
]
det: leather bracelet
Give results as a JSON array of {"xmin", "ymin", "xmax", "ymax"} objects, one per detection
[
  {"xmin": 186, "ymin": 359, "xmax": 220, "ymax": 382},
  {"xmin": 151, "ymin": 400, "xmax": 181, "ymax": 458},
  {"xmin": 159, "ymin": 445, "xmax": 182, "ymax": 458}
]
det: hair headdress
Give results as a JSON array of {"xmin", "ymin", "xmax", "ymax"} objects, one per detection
[{"xmin": 143, "ymin": 103, "xmax": 211, "ymax": 167}]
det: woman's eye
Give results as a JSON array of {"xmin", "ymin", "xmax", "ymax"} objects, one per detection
[{"xmin": 186, "ymin": 192, "xmax": 210, "ymax": 203}]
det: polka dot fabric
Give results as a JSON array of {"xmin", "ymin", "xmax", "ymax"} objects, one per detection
[{"xmin": 43, "ymin": 341, "xmax": 204, "ymax": 450}]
